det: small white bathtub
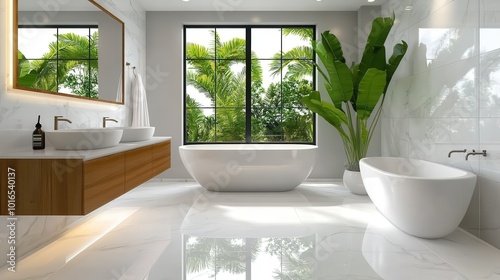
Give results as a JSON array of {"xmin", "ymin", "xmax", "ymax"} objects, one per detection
[
  {"xmin": 360, "ymin": 157, "xmax": 477, "ymax": 238},
  {"xmin": 179, "ymin": 144, "xmax": 317, "ymax": 192}
]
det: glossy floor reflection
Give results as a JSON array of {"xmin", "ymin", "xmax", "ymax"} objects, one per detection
[{"xmin": 2, "ymin": 181, "xmax": 500, "ymax": 279}]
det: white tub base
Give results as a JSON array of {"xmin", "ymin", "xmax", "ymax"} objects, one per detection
[
  {"xmin": 360, "ymin": 157, "xmax": 477, "ymax": 238},
  {"xmin": 179, "ymin": 144, "xmax": 317, "ymax": 192}
]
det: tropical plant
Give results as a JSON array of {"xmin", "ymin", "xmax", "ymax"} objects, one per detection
[
  {"xmin": 252, "ymin": 77, "xmax": 314, "ymax": 142},
  {"xmin": 185, "ymin": 95, "xmax": 216, "ymax": 142},
  {"xmin": 269, "ymin": 28, "xmax": 314, "ymax": 80},
  {"xmin": 302, "ymin": 16, "xmax": 408, "ymax": 171},
  {"xmin": 17, "ymin": 32, "xmax": 99, "ymax": 98},
  {"xmin": 186, "ymin": 31, "xmax": 258, "ymax": 142}
]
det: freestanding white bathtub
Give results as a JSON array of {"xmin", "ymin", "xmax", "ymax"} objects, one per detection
[
  {"xmin": 179, "ymin": 144, "xmax": 317, "ymax": 192},
  {"xmin": 360, "ymin": 157, "xmax": 477, "ymax": 239}
]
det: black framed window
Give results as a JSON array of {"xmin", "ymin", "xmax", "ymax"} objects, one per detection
[
  {"xmin": 184, "ymin": 25, "xmax": 316, "ymax": 144},
  {"xmin": 17, "ymin": 25, "xmax": 99, "ymax": 98}
]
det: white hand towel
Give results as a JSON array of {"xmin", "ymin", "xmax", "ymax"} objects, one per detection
[{"xmin": 131, "ymin": 74, "xmax": 150, "ymax": 127}]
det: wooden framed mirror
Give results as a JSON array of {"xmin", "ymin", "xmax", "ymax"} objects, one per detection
[{"xmin": 13, "ymin": 0, "xmax": 125, "ymax": 104}]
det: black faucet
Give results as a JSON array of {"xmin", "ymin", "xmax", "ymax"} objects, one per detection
[{"xmin": 465, "ymin": 149, "xmax": 487, "ymax": 160}]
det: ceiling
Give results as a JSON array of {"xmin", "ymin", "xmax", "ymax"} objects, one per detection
[{"xmin": 138, "ymin": 0, "xmax": 387, "ymax": 11}]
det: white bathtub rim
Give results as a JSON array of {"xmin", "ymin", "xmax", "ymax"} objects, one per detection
[{"xmin": 360, "ymin": 157, "xmax": 476, "ymax": 181}]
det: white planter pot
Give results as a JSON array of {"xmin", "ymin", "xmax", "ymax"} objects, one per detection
[{"xmin": 343, "ymin": 169, "xmax": 367, "ymax": 195}]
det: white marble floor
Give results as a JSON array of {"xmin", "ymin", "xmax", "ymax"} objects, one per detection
[{"xmin": 2, "ymin": 181, "xmax": 500, "ymax": 280}]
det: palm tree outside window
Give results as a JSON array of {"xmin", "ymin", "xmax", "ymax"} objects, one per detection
[
  {"xmin": 184, "ymin": 25, "xmax": 316, "ymax": 144},
  {"xmin": 17, "ymin": 25, "xmax": 99, "ymax": 98}
]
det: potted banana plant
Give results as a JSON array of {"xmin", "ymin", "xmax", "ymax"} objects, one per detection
[{"xmin": 302, "ymin": 15, "xmax": 407, "ymax": 194}]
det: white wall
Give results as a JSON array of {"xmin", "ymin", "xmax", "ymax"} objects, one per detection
[
  {"xmin": 146, "ymin": 10, "xmax": 381, "ymax": 180},
  {"xmin": 382, "ymin": 0, "xmax": 500, "ymax": 249}
]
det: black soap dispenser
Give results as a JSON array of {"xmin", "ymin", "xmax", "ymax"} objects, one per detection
[{"xmin": 33, "ymin": 115, "xmax": 45, "ymax": 150}]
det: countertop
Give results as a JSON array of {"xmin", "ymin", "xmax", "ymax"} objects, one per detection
[{"xmin": 0, "ymin": 137, "xmax": 171, "ymax": 161}]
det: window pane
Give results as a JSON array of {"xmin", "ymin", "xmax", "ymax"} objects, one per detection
[
  {"xmin": 58, "ymin": 60, "xmax": 98, "ymax": 98},
  {"xmin": 186, "ymin": 108, "xmax": 215, "ymax": 142},
  {"xmin": 187, "ymin": 85, "xmax": 213, "ymax": 107},
  {"xmin": 58, "ymin": 28, "xmax": 92, "ymax": 59},
  {"xmin": 216, "ymin": 28, "xmax": 246, "ymax": 60},
  {"xmin": 215, "ymin": 60, "xmax": 246, "ymax": 107},
  {"xmin": 252, "ymin": 106, "xmax": 283, "ymax": 142},
  {"xmin": 90, "ymin": 28, "xmax": 99, "ymax": 59},
  {"xmin": 252, "ymin": 28, "xmax": 281, "ymax": 59},
  {"xmin": 18, "ymin": 28, "xmax": 55, "ymax": 59},
  {"xmin": 252, "ymin": 107, "xmax": 314, "ymax": 142},
  {"xmin": 186, "ymin": 28, "xmax": 214, "ymax": 59},
  {"xmin": 215, "ymin": 108, "xmax": 246, "ymax": 142},
  {"xmin": 282, "ymin": 28, "xmax": 313, "ymax": 56},
  {"xmin": 281, "ymin": 77, "xmax": 314, "ymax": 108},
  {"xmin": 257, "ymin": 60, "xmax": 282, "ymax": 92},
  {"xmin": 282, "ymin": 110, "xmax": 314, "ymax": 142},
  {"xmin": 21, "ymin": 59, "xmax": 57, "ymax": 91},
  {"xmin": 186, "ymin": 60, "xmax": 215, "ymax": 106}
]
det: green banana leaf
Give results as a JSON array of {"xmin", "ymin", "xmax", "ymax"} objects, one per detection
[
  {"xmin": 353, "ymin": 17, "xmax": 394, "ymax": 103},
  {"xmin": 312, "ymin": 35, "xmax": 353, "ymax": 108},
  {"xmin": 385, "ymin": 41, "xmax": 408, "ymax": 92},
  {"xmin": 301, "ymin": 91, "xmax": 350, "ymax": 142},
  {"xmin": 320, "ymin": 30, "xmax": 346, "ymax": 63},
  {"xmin": 357, "ymin": 68, "xmax": 387, "ymax": 120},
  {"xmin": 365, "ymin": 17, "xmax": 394, "ymax": 47},
  {"xmin": 304, "ymin": 15, "xmax": 407, "ymax": 171},
  {"xmin": 326, "ymin": 61, "xmax": 353, "ymax": 107},
  {"xmin": 17, "ymin": 50, "xmax": 38, "ymax": 87}
]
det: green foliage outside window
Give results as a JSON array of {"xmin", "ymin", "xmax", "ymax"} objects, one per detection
[{"xmin": 185, "ymin": 27, "xmax": 315, "ymax": 143}]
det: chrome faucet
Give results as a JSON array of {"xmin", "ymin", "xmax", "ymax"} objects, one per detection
[
  {"xmin": 448, "ymin": 149, "xmax": 467, "ymax": 158},
  {"xmin": 465, "ymin": 149, "xmax": 487, "ymax": 160},
  {"xmin": 102, "ymin": 117, "xmax": 118, "ymax": 128},
  {"xmin": 54, "ymin": 116, "xmax": 72, "ymax": 130}
]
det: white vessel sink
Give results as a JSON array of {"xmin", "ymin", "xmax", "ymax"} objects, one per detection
[
  {"xmin": 46, "ymin": 128, "xmax": 123, "ymax": 150},
  {"xmin": 107, "ymin": 127, "xmax": 155, "ymax": 142}
]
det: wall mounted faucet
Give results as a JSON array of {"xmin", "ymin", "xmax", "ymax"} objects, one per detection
[
  {"xmin": 466, "ymin": 149, "xmax": 487, "ymax": 160},
  {"xmin": 103, "ymin": 117, "xmax": 118, "ymax": 128},
  {"xmin": 54, "ymin": 116, "xmax": 72, "ymax": 130},
  {"xmin": 448, "ymin": 149, "xmax": 467, "ymax": 158}
]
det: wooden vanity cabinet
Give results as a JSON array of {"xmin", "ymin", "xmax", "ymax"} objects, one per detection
[
  {"xmin": 151, "ymin": 141, "xmax": 171, "ymax": 176},
  {"xmin": 83, "ymin": 153, "xmax": 125, "ymax": 214},
  {"xmin": 124, "ymin": 141, "xmax": 171, "ymax": 192},
  {"xmin": 0, "ymin": 139, "xmax": 171, "ymax": 215}
]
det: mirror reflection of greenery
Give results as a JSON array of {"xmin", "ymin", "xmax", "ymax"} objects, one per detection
[
  {"xmin": 186, "ymin": 236, "xmax": 315, "ymax": 279},
  {"xmin": 186, "ymin": 28, "xmax": 314, "ymax": 143},
  {"xmin": 17, "ymin": 32, "xmax": 99, "ymax": 98}
]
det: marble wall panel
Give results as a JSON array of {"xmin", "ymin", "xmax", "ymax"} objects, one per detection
[{"xmin": 383, "ymin": 0, "xmax": 500, "ymax": 249}]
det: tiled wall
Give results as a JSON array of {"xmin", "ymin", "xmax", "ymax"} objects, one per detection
[{"xmin": 382, "ymin": 0, "xmax": 500, "ymax": 249}]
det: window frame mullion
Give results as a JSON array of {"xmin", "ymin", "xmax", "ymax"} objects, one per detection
[{"xmin": 245, "ymin": 27, "xmax": 252, "ymax": 143}]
